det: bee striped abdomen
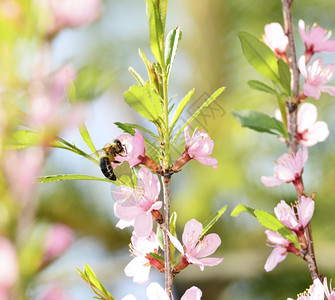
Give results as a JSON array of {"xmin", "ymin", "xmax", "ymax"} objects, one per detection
[{"xmin": 100, "ymin": 156, "xmax": 116, "ymax": 181}]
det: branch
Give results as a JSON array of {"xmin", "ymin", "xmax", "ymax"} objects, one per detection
[{"xmin": 281, "ymin": 0, "xmax": 299, "ymax": 154}]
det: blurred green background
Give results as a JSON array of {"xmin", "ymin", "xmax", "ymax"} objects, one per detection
[{"xmin": 3, "ymin": 0, "xmax": 335, "ymax": 299}]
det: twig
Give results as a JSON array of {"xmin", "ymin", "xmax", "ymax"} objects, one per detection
[
  {"xmin": 162, "ymin": 175, "xmax": 173, "ymax": 298},
  {"xmin": 281, "ymin": 0, "xmax": 299, "ymax": 153},
  {"xmin": 281, "ymin": 0, "xmax": 319, "ymax": 280}
]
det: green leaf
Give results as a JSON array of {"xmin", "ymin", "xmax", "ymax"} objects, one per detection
[
  {"xmin": 238, "ymin": 32, "xmax": 281, "ymax": 84},
  {"xmin": 145, "ymin": 0, "xmax": 164, "ymax": 66},
  {"xmin": 276, "ymin": 95, "xmax": 288, "ymax": 137},
  {"xmin": 73, "ymin": 66, "xmax": 115, "ymax": 101},
  {"xmin": 165, "ymin": 26, "xmax": 182, "ymax": 81},
  {"xmin": 38, "ymin": 174, "xmax": 111, "ymax": 183},
  {"xmin": 156, "ymin": 226, "xmax": 164, "ymax": 250},
  {"xmin": 139, "ymin": 49, "xmax": 159, "ymax": 92},
  {"xmin": 278, "ymin": 59, "xmax": 291, "ymax": 95},
  {"xmin": 169, "ymin": 88, "xmax": 195, "ymax": 133},
  {"xmin": 170, "ymin": 212, "xmax": 177, "ymax": 264},
  {"xmin": 83, "ymin": 264, "xmax": 115, "ymax": 300},
  {"xmin": 254, "ymin": 210, "xmax": 299, "ymax": 247},
  {"xmin": 114, "ymin": 161, "xmax": 135, "ymax": 187},
  {"xmin": 78, "ymin": 124, "xmax": 97, "ymax": 155},
  {"xmin": 148, "ymin": 252, "xmax": 164, "ymax": 262},
  {"xmin": 171, "ymin": 87, "xmax": 225, "ymax": 146},
  {"xmin": 202, "ymin": 205, "xmax": 227, "ymax": 237},
  {"xmin": 128, "ymin": 66, "xmax": 146, "ymax": 87},
  {"xmin": 123, "ymin": 84, "xmax": 163, "ymax": 123},
  {"xmin": 248, "ymin": 80, "xmax": 278, "ymax": 95},
  {"xmin": 231, "ymin": 204, "xmax": 255, "ymax": 217},
  {"xmin": 157, "ymin": 0, "xmax": 168, "ymax": 33},
  {"xmin": 232, "ymin": 110, "xmax": 286, "ymax": 137}
]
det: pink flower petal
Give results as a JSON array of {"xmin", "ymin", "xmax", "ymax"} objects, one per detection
[
  {"xmin": 297, "ymin": 103, "xmax": 318, "ymax": 132},
  {"xmin": 263, "ymin": 22, "xmax": 288, "ymax": 54},
  {"xmin": 274, "ymin": 200, "xmax": 299, "ymax": 231},
  {"xmin": 168, "ymin": 232, "xmax": 185, "ymax": 255},
  {"xmin": 138, "ymin": 168, "xmax": 160, "ymax": 201},
  {"xmin": 193, "ymin": 233, "xmax": 222, "ymax": 258},
  {"xmin": 147, "ymin": 283, "xmax": 169, "ymax": 300},
  {"xmin": 260, "ymin": 176, "xmax": 285, "ymax": 187},
  {"xmin": 181, "ymin": 286, "xmax": 202, "ymax": 300},
  {"xmin": 265, "ymin": 230, "xmax": 290, "ymax": 246},
  {"xmin": 182, "ymin": 219, "xmax": 203, "ymax": 252},
  {"xmin": 298, "ymin": 196, "xmax": 315, "ymax": 228},
  {"xmin": 0, "ymin": 237, "xmax": 18, "ymax": 287},
  {"xmin": 114, "ymin": 202, "xmax": 143, "ymax": 222},
  {"xmin": 264, "ymin": 246, "xmax": 287, "ymax": 272},
  {"xmin": 194, "ymin": 156, "xmax": 218, "ymax": 169},
  {"xmin": 124, "ymin": 256, "xmax": 151, "ymax": 284},
  {"xmin": 302, "ymin": 121, "xmax": 329, "ymax": 146},
  {"xmin": 134, "ymin": 213, "xmax": 153, "ymax": 238},
  {"xmin": 319, "ymin": 85, "xmax": 335, "ymax": 96}
]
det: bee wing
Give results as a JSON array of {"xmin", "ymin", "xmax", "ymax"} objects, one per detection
[{"xmin": 89, "ymin": 149, "xmax": 105, "ymax": 159}]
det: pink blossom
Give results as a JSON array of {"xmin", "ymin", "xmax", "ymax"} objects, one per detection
[
  {"xmin": 299, "ymin": 20, "xmax": 335, "ymax": 55},
  {"xmin": 121, "ymin": 283, "xmax": 202, "ymax": 300},
  {"xmin": 44, "ymin": 223, "xmax": 74, "ymax": 261},
  {"xmin": 263, "ymin": 22, "xmax": 288, "ymax": 58},
  {"xmin": 181, "ymin": 286, "xmax": 203, "ymax": 300},
  {"xmin": 261, "ymin": 147, "xmax": 308, "ymax": 187},
  {"xmin": 299, "ymin": 56, "xmax": 335, "ymax": 100},
  {"xmin": 324, "ymin": 277, "xmax": 335, "ymax": 300},
  {"xmin": 114, "ymin": 131, "xmax": 146, "ymax": 168},
  {"xmin": 169, "ymin": 219, "xmax": 223, "ymax": 271},
  {"xmin": 296, "ymin": 103, "xmax": 329, "ymax": 146},
  {"xmin": 29, "ymin": 65, "xmax": 85, "ymax": 143},
  {"xmin": 264, "ymin": 230, "xmax": 290, "ymax": 272},
  {"xmin": 124, "ymin": 232, "xmax": 160, "ymax": 284},
  {"xmin": 288, "ymin": 278, "xmax": 325, "ymax": 300},
  {"xmin": 275, "ymin": 103, "xmax": 329, "ymax": 147},
  {"xmin": 4, "ymin": 147, "xmax": 44, "ymax": 204},
  {"xmin": 113, "ymin": 168, "xmax": 162, "ymax": 237},
  {"xmin": 184, "ymin": 124, "xmax": 217, "ymax": 169},
  {"xmin": 146, "ymin": 282, "xmax": 169, "ymax": 300},
  {"xmin": 0, "ymin": 237, "xmax": 18, "ymax": 294},
  {"xmin": 274, "ymin": 197, "xmax": 314, "ymax": 232},
  {"xmin": 42, "ymin": 0, "xmax": 103, "ymax": 33},
  {"xmin": 38, "ymin": 287, "xmax": 72, "ymax": 300}
]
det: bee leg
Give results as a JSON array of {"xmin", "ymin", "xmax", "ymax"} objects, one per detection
[{"xmin": 114, "ymin": 160, "xmax": 121, "ymax": 164}]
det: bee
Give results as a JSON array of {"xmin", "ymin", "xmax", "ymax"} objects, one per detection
[{"xmin": 98, "ymin": 139, "xmax": 126, "ymax": 181}]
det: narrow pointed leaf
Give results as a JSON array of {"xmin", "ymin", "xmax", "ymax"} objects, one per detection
[
  {"xmin": 38, "ymin": 174, "xmax": 111, "ymax": 183},
  {"xmin": 238, "ymin": 32, "xmax": 281, "ymax": 83},
  {"xmin": 232, "ymin": 110, "xmax": 286, "ymax": 136},
  {"xmin": 128, "ymin": 67, "xmax": 146, "ymax": 87},
  {"xmin": 145, "ymin": 0, "xmax": 164, "ymax": 65},
  {"xmin": 165, "ymin": 27, "xmax": 182, "ymax": 80},
  {"xmin": 248, "ymin": 80, "xmax": 278, "ymax": 95},
  {"xmin": 169, "ymin": 88, "xmax": 195, "ymax": 132},
  {"xmin": 202, "ymin": 205, "xmax": 227, "ymax": 237},
  {"xmin": 84, "ymin": 264, "xmax": 115, "ymax": 300},
  {"xmin": 278, "ymin": 59, "xmax": 291, "ymax": 95},
  {"xmin": 276, "ymin": 95, "xmax": 288, "ymax": 137},
  {"xmin": 4, "ymin": 130, "xmax": 66, "ymax": 149},
  {"xmin": 78, "ymin": 124, "xmax": 97, "ymax": 155},
  {"xmin": 231, "ymin": 204, "xmax": 255, "ymax": 217},
  {"xmin": 171, "ymin": 87, "xmax": 225, "ymax": 146},
  {"xmin": 170, "ymin": 212, "xmax": 177, "ymax": 264},
  {"xmin": 139, "ymin": 49, "xmax": 159, "ymax": 91},
  {"xmin": 148, "ymin": 252, "xmax": 164, "ymax": 262},
  {"xmin": 254, "ymin": 210, "xmax": 299, "ymax": 247}
]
